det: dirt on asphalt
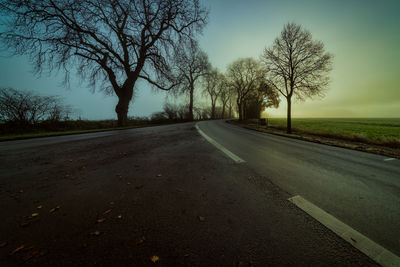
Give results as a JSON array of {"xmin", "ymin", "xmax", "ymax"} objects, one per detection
[{"xmin": 0, "ymin": 122, "xmax": 377, "ymax": 266}]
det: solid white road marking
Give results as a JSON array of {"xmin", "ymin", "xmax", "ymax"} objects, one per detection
[
  {"xmin": 384, "ymin": 158, "xmax": 396, "ymax": 161},
  {"xmin": 288, "ymin": 195, "xmax": 400, "ymax": 267},
  {"xmin": 195, "ymin": 124, "xmax": 245, "ymax": 163}
]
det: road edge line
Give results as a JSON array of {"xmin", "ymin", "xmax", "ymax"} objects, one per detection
[
  {"xmin": 288, "ymin": 195, "xmax": 400, "ymax": 267},
  {"xmin": 195, "ymin": 124, "xmax": 245, "ymax": 163}
]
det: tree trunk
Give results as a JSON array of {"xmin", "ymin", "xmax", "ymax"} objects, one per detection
[
  {"xmin": 115, "ymin": 86, "xmax": 134, "ymax": 127},
  {"xmin": 211, "ymin": 99, "xmax": 216, "ymax": 120},
  {"xmin": 243, "ymin": 101, "xmax": 247, "ymax": 120},
  {"xmin": 286, "ymin": 97, "xmax": 292, "ymax": 134},
  {"xmin": 188, "ymin": 87, "xmax": 194, "ymax": 121},
  {"xmin": 237, "ymin": 102, "xmax": 242, "ymax": 121},
  {"xmin": 221, "ymin": 104, "xmax": 226, "ymax": 119}
]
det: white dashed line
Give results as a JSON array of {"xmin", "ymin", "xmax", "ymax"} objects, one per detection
[
  {"xmin": 384, "ymin": 158, "xmax": 396, "ymax": 161},
  {"xmin": 195, "ymin": 124, "xmax": 245, "ymax": 163},
  {"xmin": 288, "ymin": 195, "xmax": 400, "ymax": 267}
]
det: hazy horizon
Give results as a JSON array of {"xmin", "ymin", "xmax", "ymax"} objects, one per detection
[{"xmin": 1, "ymin": 0, "xmax": 399, "ymax": 120}]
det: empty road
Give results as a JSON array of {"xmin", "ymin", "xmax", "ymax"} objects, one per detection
[
  {"xmin": 197, "ymin": 120, "xmax": 400, "ymax": 257},
  {"xmin": 0, "ymin": 122, "xmax": 377, "ymax": 266}
]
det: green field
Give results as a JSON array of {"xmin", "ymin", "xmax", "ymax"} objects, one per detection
[{"xmin": 266, "ymin": 118, "xmax": 400, "ymax": 146}]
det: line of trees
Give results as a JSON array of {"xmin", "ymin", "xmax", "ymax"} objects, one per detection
[
  {"xmin": 0, "ymin": 88, "xmax": 72, "ymax": 125},
  {"xmin": 0, "ymin": 0, "xmax": 332, "ymax": 132}
]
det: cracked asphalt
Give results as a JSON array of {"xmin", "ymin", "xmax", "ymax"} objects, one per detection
[{"xmin": 0, "ymin": 122, "xmax": 377, "ymax": 266}]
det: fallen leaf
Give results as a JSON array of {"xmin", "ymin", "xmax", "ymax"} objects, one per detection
[
  {"xmin": 49, "ymin": 206, "xmax": 60, "ymax": 213},
  {"xmin": 117, "ymin": 215, "xmax": 122, "ymax": 219},
  {"xmin": 0, "ymin": 242, "xmax": 7, "ymax": 247},
  {"xmin": 37, "ymin": 205, "xmax": 43, "ymax": 209},
  {"xmin": 91, "ymin": 231, "xmax": 102, "ymax": 236},
  {"xmin": 109, "ymin": 202, "xmax": 114, "ymax": 205},
  {"xmin": 198, "ymin": 216, "xmax": 205, "ymax": 222},
  {"xmin": 156, "ymin": 174, "xmax": 162, "ymax": 177},
  {"xmin": 97, "ymin": 218, "xmax": 105, "ymax": 223},
  {"xmin": 22, "ymin": 250, "xmax": 40, "ymax": 261},
  {"xmin": 19, "ymin": 190, "xmax": 24, "ymax": 193},
  {"xmin": 20, "ymin": 222, "xmax": 30, "ymax": 227},
  {"xmin": 31, "ymin": 213, "xmax": 39, "ymax": 217},
  {"xmin": 103, "ymin": 209, "xmax": 112, "ymax": 215},
  {"xmin": 133, "ymin": 236, "xmax": 145, "ymax": 245},
  {"xmin": 127, "ymin": 182, "xmax": 131, "ymax": 185},
  {"xmin": 150, "ymin": 255, "xmax": 159, "ymax": 263},
  {"xmin": 10, "ymin": 244, "xmax": 25, "ymax": 255}
]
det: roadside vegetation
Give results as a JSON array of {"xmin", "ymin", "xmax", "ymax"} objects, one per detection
[{"xmin": 235, "ymin": 118, "xmax": 400, "ymax": 150}]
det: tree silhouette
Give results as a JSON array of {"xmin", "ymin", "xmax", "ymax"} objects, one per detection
[
  {"xmin": 171, "ymin": 40, "xmax": 210, "ymax": 121},
  {"xmin": 227, "ymin": 58, "xmax": 266, "ymax": 121},
  {"xmin": 0, "ymin": 0, "xmax": 208, "ymax": 126},
  {"xmin": 261, "ymin": 23, "xmax": 332, "ymax": 133},
  {"xmin": 203, "ymin": 68, "xmax": 223, "ymax": 119}
]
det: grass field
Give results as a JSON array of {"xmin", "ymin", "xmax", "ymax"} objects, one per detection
[{"xmin": 265, "ymin": 118, "xmax": 400, "ymax": 147}]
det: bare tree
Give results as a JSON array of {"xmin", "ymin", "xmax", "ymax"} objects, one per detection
[
  {"xmin": 216, "ymin": 74, "xmax": 230, "ymax": 119},
  {"xmin": 261, "ymin": 23, "xmax": 332, "ymax": 133},
  {"xmin": 226, "ymin": 58, "xmax": 266, "ymax": 121},
  {"xmin": 0, "ymin": 87, "xmax": 72, "ymax": 124},
  {"xmin": 172, "ymin": 40, "xmax": 210, "ymax": 121},
  {"xmin": 0, "ymin": 0, "xmax": 208, "ymax": 126},
  {"xmin": 202, "ymin": 68, "xmax": 222, "ymax": 119}
]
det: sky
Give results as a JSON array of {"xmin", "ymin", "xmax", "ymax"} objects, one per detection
[{"xmin": 0, "ymin": 0, "xmax": 399, "ymax": 119}]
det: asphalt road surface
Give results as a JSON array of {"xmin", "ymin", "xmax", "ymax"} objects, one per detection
[
  {"xmin": 0, "ymin": 122, "xmax": 381, "ymax": 266},
  {"xmin": 198, "ymin": 120, "xmax": 400, "ymax": 257}
]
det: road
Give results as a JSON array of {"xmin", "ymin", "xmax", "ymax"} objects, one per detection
[
  {"xmin": 197, "ymin": 120, "xmax": 400, "ymax": 257},
  {"xmin": 0, "ymin": 122, "xmax": 382, "ymax": 265}
]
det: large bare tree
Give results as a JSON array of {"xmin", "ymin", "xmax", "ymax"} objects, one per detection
[
  {"xmin": 0, "ymin": 0, "xmax": 207, "ymax": 126},
  {"xmin": 226, "ymin": 58, "xmax": 266, "ymax": 121},
  {"xmin": 172, "ymin": 40, "xmax": 210, "ymax": 121},
  {"xmin": 261, "ymin": 23, "xmax": 332, "ymax": 133}
]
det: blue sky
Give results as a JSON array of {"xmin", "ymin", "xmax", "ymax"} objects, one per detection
[{"xmin": 0, "ymin": 0, "xmax": 399, "ymax": 119}]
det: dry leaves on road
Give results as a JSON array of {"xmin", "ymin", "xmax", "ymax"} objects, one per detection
[
  {"xmin": 97, "ymin": 218, "xmax": 105, "ymax": 223},
  {"xmin": 20, "ymin": 222, "xmax": 30, "ymax": 227},
  {"xmin": 31, "ymin": 213, "xmax": 39, "ymax": 218},
  {"xmin": 133, "ymin": 236, "xmax": 146, "ymax": 245},
  {"xmin": 90, "ymin": 231, "xmax": 102, "ymax": 236},
  {"xmin": 103, "ymin": 209, "xmax": 112, "ymax": 215},
  {"xmin": 198, "ymin": 216, "xmax": 205, "ymax": 222},
  {"xmin": 150, "ymin": 255, "xmax": 159, "ymax": 263},
  {"xmin": 49, "ymin": 206, "xmax": 60, "ymax": 213},
  {"xmin": 10, "ymin": 244, "xmax": 25, "ymax": 255},
  {"xmin": 156, "ymin": 174, "xmax": 162, "ymax": 177}
]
